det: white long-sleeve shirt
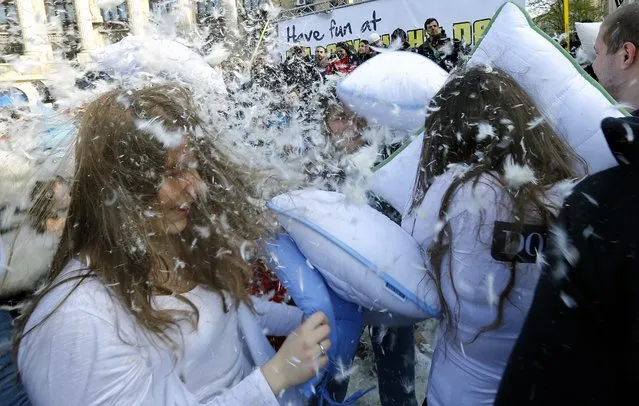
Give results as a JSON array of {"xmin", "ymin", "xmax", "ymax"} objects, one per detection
[
  {"xmin": 403, "ymin": 171, "xmax": 562, "ymax": 406},
  {"xmin": 18, "ymin": 259, "xmax": 304, "ymax": 406}
]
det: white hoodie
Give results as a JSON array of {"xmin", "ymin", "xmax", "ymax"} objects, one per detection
[{"xmin": 402, "ymin": 171, "xmax": 562, "ymax": 406}]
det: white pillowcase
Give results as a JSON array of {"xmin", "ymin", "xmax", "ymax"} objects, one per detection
[
  {"xmin": 268, "ymin": 189, "xmax": 439, "ymax": 320},
  {"xmin": 468, "ymin": 2, "xmax": 622, "ymax": 175},
  {"xmin": 370, "ymin": 132, "xmax": 424, "ymax": 216},
  {"xmin": 575, "ymin": 22, "xmax": 602, "ymax": 65},
  {"xmin": 369, "ymin": 3, "xmax": 624, "ymax": 215},
  {"xmin": 337, "ymin": 51, "xmax": 449, "ymax": 132}
]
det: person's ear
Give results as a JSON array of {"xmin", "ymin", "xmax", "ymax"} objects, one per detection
[{"xmin": 622, "ymin": 41, "xmax": 637, "ymax": 68}]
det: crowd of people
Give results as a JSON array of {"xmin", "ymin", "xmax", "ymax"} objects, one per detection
[
  {"xmin": 287, "ymin": 17, "xmax": 467, "ymax": 80},
  {"xmin": 0, "ymin": 3, "xmax": 638, "ymax": 406}
]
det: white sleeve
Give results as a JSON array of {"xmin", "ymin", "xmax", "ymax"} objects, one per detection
[
  {"xmin": 251, "ymin": 296, "xmax": 304, "ymax": 337},
  {"xmin": 18, "ymin": 308, "xmax": 280, "ymax": 406},
  {"xmin": 0, "ymin": 236, "xmax": 5, "ymax": 269}
]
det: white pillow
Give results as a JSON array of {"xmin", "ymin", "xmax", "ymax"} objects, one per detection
[
  {"xmin": 575, "ymin": 22, "xmax": 602, "ymax": 64},
  {"xmin": 336, "ymin": 52, "xmax": 448, "ymax": 132},
  {"xmin": 468, "ymin": 2, "xmax": 623, "ymax": 175},
  {"xmin": 370, "ymin": 132, "xmax": 424, "ymax": 216},
  {"xmin": 268, "ymin": 189, "xmax": 439, "ymax": 320},
  {"xmin": 369, "ymin": 3, "xmax": 624, "ymax": 215}
]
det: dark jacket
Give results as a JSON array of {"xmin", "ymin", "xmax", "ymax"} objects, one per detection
[
  {"xmin": 417, "ymin": 29, "xmax": 465, "ymax": 72},
  {"xmin": 495, "ymin": 111, "xmax": 639, "ymax": 405}
]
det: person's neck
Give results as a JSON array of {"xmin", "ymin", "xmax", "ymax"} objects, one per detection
[
  {"xmin": 618, "ymin": 73, "xmax": 639, "ymax": 111},
  {"xmin": 149, "ymin": 241, "xmax": 197, "ymax": 295}
]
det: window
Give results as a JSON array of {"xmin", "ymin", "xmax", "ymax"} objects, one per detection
[
  {"xmin": 102, "ymin": 3, "xmax": 128, "ymax": 23},
  {"xmin": 0, "ymin": 0, "xmax": 23, "ymax": 55},
  {"xmin": 196, "ymin": 0, "xmax": 219, "ymax": 21},
  {"xmin": 101, "ymin": 2, "xmax": 128, "ymax": 45},
  {"xmin": 0, "ymin": 88, "xmax": 29, "ymax": 108},
  {"xmin": 150, "ymin": 0, "xmax": 177, "ymax": 14},
  {"xmin": 243, "ymin": 0, "xmax": 266, "ymax": 12},
  {"xmin": 0, "ymin": 0, "xmax": 19, "ymax": 27},
  {"xmin": 45, "ymin": 0, "xmax": 77, "ymax": 25}
]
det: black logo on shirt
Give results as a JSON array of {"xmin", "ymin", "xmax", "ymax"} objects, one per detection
[{"xmin": 491, "ymin": 221, "xmax": 548, "ymax": 263}]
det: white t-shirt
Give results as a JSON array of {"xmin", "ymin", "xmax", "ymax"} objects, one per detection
[
  {"xmin": 403, "ymin": 171, "xmax": 561, "ymax": 406},
  {"xmin": 18, "ymin": 259, "xmax": 304, "ymax": 406}
]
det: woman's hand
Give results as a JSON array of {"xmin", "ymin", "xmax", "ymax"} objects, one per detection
[{"xmin": 260, "ymin": 311, "xmax": 331, "ymax": 394}]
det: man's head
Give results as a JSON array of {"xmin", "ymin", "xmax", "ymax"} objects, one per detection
[
  {"xmin": 391, "ymin": 28, "xmax": 408, "ymax": 45},
  {"xmin": 324, "ymin": 101, "xmax": 367, "ymax": 154},
  {"xmin": 593, "ymin": 3, "xmax": 639, "ymax": 109},
  {"xmin": 368, "ymin": 33, "xmax": 383, "ymax": 47},
  {"xmin": 425, "ymin": 18, "xmax": 442, "ymax": 39},
  {"xmin": 315, "ymin": 46, "xmax": 326, "ymax": 62}
]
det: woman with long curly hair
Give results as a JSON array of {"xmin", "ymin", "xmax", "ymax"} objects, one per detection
[
  {"xmin": 407, "ymin": 67, "xmax": 585, "ymax": 406},
  {"xmin": 14, "ymin": 85, "xmax": 331, "ymax": 405}
]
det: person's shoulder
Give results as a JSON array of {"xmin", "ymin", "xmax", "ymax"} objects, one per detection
[
  {"xmin": 29, "ymin": 259, "xmax": 119, "ymax": 326},
  {"xmin": 560, "ymin": 166, "xmax": 637, "ymax": 244},
  {"xmin": 566, "ymin": 165, "xmax": 634, "ymax": 209},
  {"xmin": 424, "ymin": 171, "xmax": 503, "ymax": 217}
]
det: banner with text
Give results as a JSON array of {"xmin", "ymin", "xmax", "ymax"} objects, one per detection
[{"xmin": 277, "ymin": 0, "xmax": 525, "ymax": 58}]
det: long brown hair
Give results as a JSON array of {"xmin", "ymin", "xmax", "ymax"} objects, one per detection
[
  {"xmin": 15, "ymin": 84, "xmax": 267, "ymax": 350},
  {"xmin": 411, "ymin": 67, "xmax": 585, "ymax": 339}
]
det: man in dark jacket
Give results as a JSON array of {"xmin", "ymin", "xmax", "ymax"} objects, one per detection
[
  {"xmin": 417, "ymin": 18, "xmax": 465, "ymax": 72},
  {"xmin": 494, "ymin": 112, "xmax": 639, "ymax": 405}
]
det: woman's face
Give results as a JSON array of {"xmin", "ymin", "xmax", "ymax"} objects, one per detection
[
  {"xmin": 336, "ymin": 47, "xmax": 348, "ymax": 59},
  {"xmin": 155, "ymin": 142, "xmax": 204, "ymax": 234}
]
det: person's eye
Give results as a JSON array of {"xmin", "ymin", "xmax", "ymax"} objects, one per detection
[{"xmin": 165, "ymin": 169, "xmax": 181, "ymax": 178}]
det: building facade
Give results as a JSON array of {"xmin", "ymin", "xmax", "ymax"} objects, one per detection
[{"xmin": 0, "ymin": 0, "xmax": 280, "ymax": 83}]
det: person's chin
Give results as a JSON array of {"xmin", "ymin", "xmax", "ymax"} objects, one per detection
[{"xmin": 166, "ymin": 218, "xmax": 188, "ymax": 234}]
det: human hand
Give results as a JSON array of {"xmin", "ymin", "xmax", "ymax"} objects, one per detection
[{"xmin": 260, "ymin": 311, "xmax": 331, "ymax": 394}]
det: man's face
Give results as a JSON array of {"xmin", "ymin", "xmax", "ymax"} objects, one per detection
[
  {"xmin": 593, "ymin": 26, "xmax": 625, "ymax": 99},
  {"xmin": 325, "ymin": 105, "xmax": 367, "ymax": 153},
  {"xmin": 315, "ymin": 47, "xmax": 326, "ymax": 61},
  {"xmin": 426, "ymin": 21, "xmax": 442, "ymax": 38}
]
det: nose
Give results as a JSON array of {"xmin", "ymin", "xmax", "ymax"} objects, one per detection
[{"xmin": 180, "ymin": 170, "xmax": 205, "ymax": 201}]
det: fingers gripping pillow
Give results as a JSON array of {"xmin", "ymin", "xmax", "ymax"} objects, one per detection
[
  {"xmin": 336, "ymin": 52, "xmax": 449, "ymax": 132},
  {"xmin": 468, "ymin": 2, "xmax": 625, "ymax": 175},
  {"xmin": 263, "ymin": 234, "xmax": 365, "ymax": 400},
  {"xmin": 268, "ymin": 190, "xmax": 440, "ymax": 320}
]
